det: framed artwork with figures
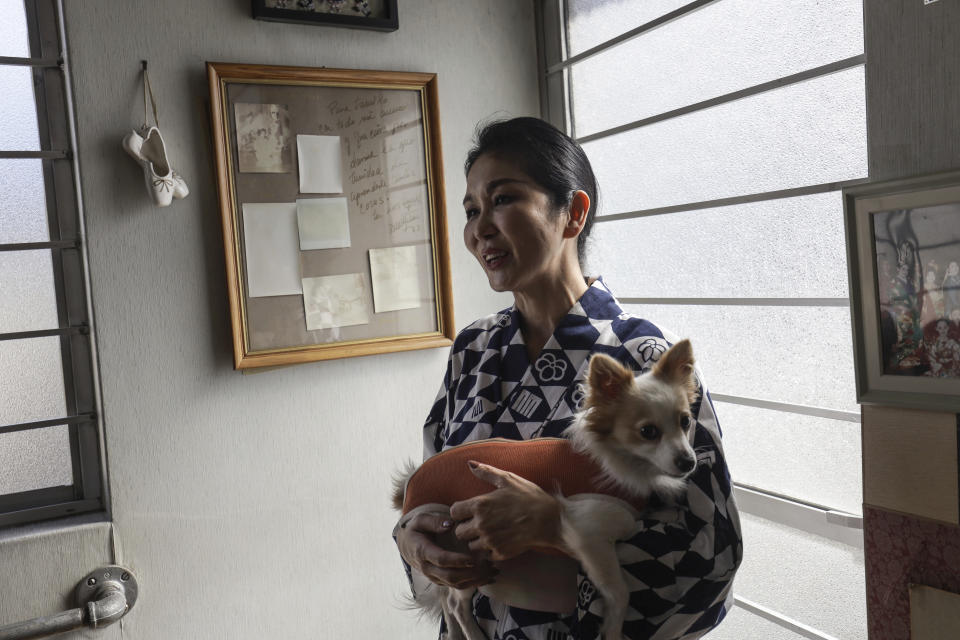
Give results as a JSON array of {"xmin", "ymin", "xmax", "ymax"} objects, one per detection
[
  {"xmin": 207, "ymin": 62, "xmax": 454, "ymax": 369},
  {"xmin": 251, "ymin": 0, "xmax": 398, "ymax": 32},
  {"xmin": 844, "ymin": 169, "xmax": 960, "ymax": 410}
]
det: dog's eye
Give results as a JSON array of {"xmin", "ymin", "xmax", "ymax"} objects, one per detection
[
  {"xmin": 680, "ymin": 415, "xmax": 692, "ymax": 432},
  {"xmin": 639, "ymin": 425, "xmax": 660, "ymax": 440}
]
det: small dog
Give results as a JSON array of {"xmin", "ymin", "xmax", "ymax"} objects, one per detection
[
  {"xmin": 560, "ymin": 339, "xmax": 699, "ymax": 639},
  {"xmin": 393, "ymin": 339, "xmax": 699, "ymax": 640}
]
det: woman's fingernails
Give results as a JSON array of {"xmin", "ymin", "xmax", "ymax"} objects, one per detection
[{"xmin": 441, "ymin": 520, "xmax": 453, "ymax": 528}]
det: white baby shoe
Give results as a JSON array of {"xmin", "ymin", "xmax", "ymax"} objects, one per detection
[{"xmin": 122, "ymin": 127, "xmax": 189, "ymax": 207}]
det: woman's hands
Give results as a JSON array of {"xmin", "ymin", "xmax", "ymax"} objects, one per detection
[
  {"xmin": 396, "ymin": 511, "xmax": 498, "ymax": 590},
  {"xmin": 397, "ymin": 460, "xmax": 564, "ymax": 589},
  {"xmin": 449, "ymin": 461, "xmax": 564, "ymax": 562}
]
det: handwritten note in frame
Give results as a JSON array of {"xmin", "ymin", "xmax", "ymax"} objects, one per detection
[{"xmin": 208, "ymin": 63, "xmax": 454, "ymax": 369}]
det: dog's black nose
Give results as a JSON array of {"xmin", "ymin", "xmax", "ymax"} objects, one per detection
[{"xmin": 675, "ymin": 455, "xmax": 696, "ymax": 474}]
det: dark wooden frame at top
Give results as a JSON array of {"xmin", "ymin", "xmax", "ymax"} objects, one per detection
[{"xmin": 251, "ymin": 0, "xmax": 398, "ymax": 32}]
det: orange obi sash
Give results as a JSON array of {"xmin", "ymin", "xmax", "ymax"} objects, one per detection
[
  {"xmin": 398, "ymin": 437, "xmax": 647, "ymax": 613},
  {"xmin": 401, "ymin": 437, "xmax": 647, "ymax": 515}
]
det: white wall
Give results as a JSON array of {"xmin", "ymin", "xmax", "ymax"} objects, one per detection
[{"xmin": 0, "ymin": 1, "xmax": 537, "ymax": 638}]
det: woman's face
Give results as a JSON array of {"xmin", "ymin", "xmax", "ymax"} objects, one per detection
[{"xmin": 462, "ymin": 153, "xmax": 570, "ymax": 294}]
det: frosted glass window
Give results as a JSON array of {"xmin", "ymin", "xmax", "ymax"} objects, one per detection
[
  {"xmin": 0, "ymin": 425, "xmax": 73, "ymax": 495},
  {"xmin": 718, "ymin": 402, "xmax": 862, "ymax": 513},
  {"xmin": 0, "ymin": 160, "xmax": 49, "ymax": 244},
  {"xmin": 571, "ymin": 0, "xmax": 863, "ymax": 137},
  {"xmin": 560, "ymin": 2, "xmax": 868, "ymax": 636},
  {"xmin": 0, "ymin": 65, "xmax": 41, "ymax": 151},
  {"xmin": 586, "ymin": 191, "xmax": 848, "ymax": 299},
  {"xmin": 624, "ymin": 304, "xmax": 858, "ymax": 412},
  {"xmin": 583, "ymin": 66, "xmax": 868, "ymax": 214},
  {"xmin": 0, "ymin": 0, "xmax": 30, "ymax": 58},
  {"xmin": 0, "ymin": 337, "xmax": 66, "ymax": 425},
  {"xmin": 0, "ymin": 250, "xmax": 58, "ymax": 333},
  {"xmin": 565, "ymin": 0, "xmax": 689, "ymax": 57},
  {"xmin": 735, "ymin": 513, "xmax": 866, "ymax": 640}
]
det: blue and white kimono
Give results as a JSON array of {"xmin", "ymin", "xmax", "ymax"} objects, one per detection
[{"xmin": 410, "ymin": 279, "xmax": 742, "ymax": 640}]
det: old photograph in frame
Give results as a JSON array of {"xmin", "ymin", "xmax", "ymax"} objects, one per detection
[
  {"xmin": 251, "ymin": 0, "xmax": 398, "ymax": 32},
  {"xmin": 208, "ymin": 63, "xmax": 454, "ymax": 369},
  {"xmin": 844, "ymin": 170, "xmax": 960, "ymax": 410}
]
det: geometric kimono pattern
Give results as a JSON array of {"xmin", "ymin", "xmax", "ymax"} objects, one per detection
[{"xmin": 413, "ymin": 279, "xmax": 743, "ymax": 640}]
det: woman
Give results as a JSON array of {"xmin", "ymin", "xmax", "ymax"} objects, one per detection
[{"xmin": 395, "ymin": 117, "xmax": 741, "ymax": 640}]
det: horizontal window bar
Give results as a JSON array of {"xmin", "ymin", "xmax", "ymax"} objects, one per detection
[
  {"xmin": 733, "ymin": 596, "xmax": 841, "ymax": 640},
  {"xmin": 0, "ymin": 499, "xmax": 102, "ymax": 531},
  {"xmin": 619, "ymin": 297, "xmax": 849, "ymax": 307},
  {"xmin": 0, "ymin": 486, "xmax": 75, "ymax": 515},
  {"xmin": 711, "ymin": 393, "xmax": 860, "ymax": 423},
  {"xmin": 734, "ymin": 484, "xmax": 863, "ymax": 553},
  {"xmin": 734, "ymin": 483, "xmax": 863, "ymax": 528},
  {"xmin": 0, "ymin": 240, "xmax": 78, "ymax": 251},
  {"xmin": 0, "ymin": 325, "xmax": 87, "ymax": 342},
  {"xmin": 575, "ymin": 55, "xmax": 866, "ymax": 144},
  {"xmin": 0, "ymin": 150, "xmax": 69, "ymax": 159},
  {"xmin": 0, "ymin": 413, "xmax": 96, "ymax": 436},
  {"xmin": 594, "ymin": 178, "xmax": 870, "ymax": 222},
  {"xmin": 0, "ymin": 55, "xmax": 61, "ymax": 68},
  {"xmin": 547, "ymin": 0, "xmax": 719, "ymax": 74}
]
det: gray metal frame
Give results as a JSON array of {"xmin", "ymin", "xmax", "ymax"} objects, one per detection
[
  {"xmin": 733, "ymin": 596, "xmax": 842, "ymax": 640},
  {"xmin": 0, "ymin": 0, "xmax": 107, "ymax": 529},
  {"xmin": 844, "ymin": 169, "xmax": 960, "ymax": 412},
  {"xmin": 595, "ymin": 177, "xmax": 870, "ymax": 223}
]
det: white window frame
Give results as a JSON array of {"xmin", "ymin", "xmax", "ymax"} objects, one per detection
[{"xmin": 0, "ymin": 0, "xmax": 107, "ymax": 529}]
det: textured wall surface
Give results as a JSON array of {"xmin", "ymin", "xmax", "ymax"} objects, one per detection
[
  {"xmin": 864, "ymin": 508, "xmax": 960, "ymax": 640},
  {"xmin": 862, "ymin": 406, "xmax": 959, "ymax": 524},
  {"xmin": 0, "ymin": 1, "xmax": 537, "ymax": 638},
  {"xmin": 862, "ymin": 1, "xmax": 960, "ymax": 638},
  {"xmin": 865, "ymin": 0, "xmax": 960, "ymax": 181}
]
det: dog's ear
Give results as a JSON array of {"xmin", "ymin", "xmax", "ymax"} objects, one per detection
[
  {"xmin": 653, "ymin": 339, "xmax": 698, "ymax": 402},
  {"xmin": 587, "ymin": 353, "xmax": 634, "ymax": 403}
]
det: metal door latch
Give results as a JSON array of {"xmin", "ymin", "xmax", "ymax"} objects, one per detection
[{"xmin": 0, "ymin": 565, "xmax": 138, "ymax": 640}]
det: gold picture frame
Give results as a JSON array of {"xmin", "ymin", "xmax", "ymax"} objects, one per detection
[{"xmin": 207, "ymin": 62, "xmax": 454, "ymax": 369}]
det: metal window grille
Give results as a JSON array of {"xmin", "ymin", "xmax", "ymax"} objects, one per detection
[
  {"xmin": 536, "ymin": 1, "xmax": 865, "ymax": 637},
  {"xmin": 535, "ymin": 0, "xmax": 864, "ymax": 511},
  {"xmin": 0, "ymin": 0, "xmax": 107, "ymax": 529}
]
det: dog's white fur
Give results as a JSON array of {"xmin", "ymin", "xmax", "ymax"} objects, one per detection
[
  {"xmin": 394, "ymin": 340, "xmax": 699, "ymax": 640},
  {"xmin": 392, "ymin": 466, "xmax": 485, "ymax": 640},
  {"xmin": 558, "ymin": 339, "xmax": 699, "ymax": 639}
]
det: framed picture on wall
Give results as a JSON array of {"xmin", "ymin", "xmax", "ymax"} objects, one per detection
[
  {"xmin": 844, "ymin": 169, "xmax": 960, "ymax": 411},
  {"xmin": 207, "ymin": 62, "xmax": 454, "ymax": 369},
  {"xmin": 251, "ymin": 0, "xmax": 398, "ymax": 32}
]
